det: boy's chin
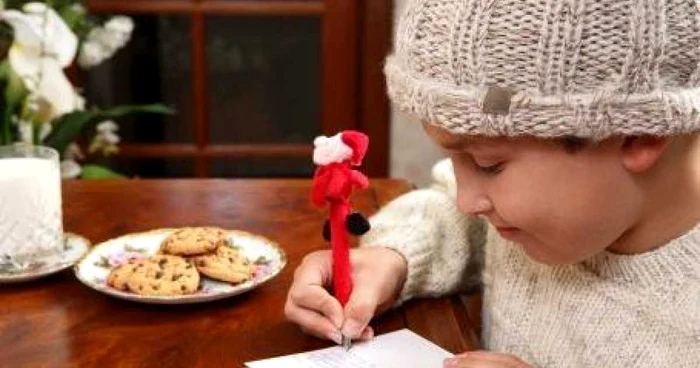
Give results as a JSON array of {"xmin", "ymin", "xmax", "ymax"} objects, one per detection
[{"xmin": 519, "ymin": 242, "xmax": 587, "ymax": 265}]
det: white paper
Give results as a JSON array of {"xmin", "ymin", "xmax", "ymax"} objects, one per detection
[{"xmin": 246, "ymin": 329, "xmax": 453, "ymax": 368}]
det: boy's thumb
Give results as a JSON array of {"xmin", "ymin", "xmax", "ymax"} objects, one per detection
[{"xmin": 341, "ymin": 290, "xmax": 378, "ymax": 339}]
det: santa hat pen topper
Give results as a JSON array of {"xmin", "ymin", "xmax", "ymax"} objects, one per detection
[{"xmin": 311, "ymin": 130, "xmax": 371, "ymax": 350}]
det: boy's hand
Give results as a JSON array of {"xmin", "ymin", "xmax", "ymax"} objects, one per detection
[
  {"xmin": 284, "ymin": 247, "xmax": 408, "ymax": 343},
  {"xmin": 444, "ymin": 351, "xmax": 534, "ymax": 368}
]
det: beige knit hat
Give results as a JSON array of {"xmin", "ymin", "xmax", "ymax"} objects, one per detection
[{"xmin": 385, "ymin": 0, "xmax": 700, "ymax": 140}]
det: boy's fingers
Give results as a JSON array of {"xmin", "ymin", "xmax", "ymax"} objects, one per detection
[
  {"xmin": 359, "ymin": 326, "xmax": 374, "ymax": 341},
  {"xmin": 287, "ymin": 284, "xmax": 344, "ymax": 329},
  {"xmin": 294, "ymin": 252, "xmax": 332, "ymax": 287},
  {"xmin": 341, "ymin": 288, "xmax": 379, "ymax": 338},
  {"xmin": 284, "ymin": 302, "xmax": 342, "ymax": 344}
]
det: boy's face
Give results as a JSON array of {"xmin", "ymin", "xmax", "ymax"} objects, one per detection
[{"xmin": 423, "ymin": 123, "xmax": 643, "ymax": 264}]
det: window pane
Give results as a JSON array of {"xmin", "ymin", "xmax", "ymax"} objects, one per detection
[
  {"xmin": 84, "ymin": 15, "xmax": 193, "ymax": 144},
  {"xmin": 206, "ymin": 16, "xmax": 321, "ymax": 144},
  {"xmin": 210, "ymin": 158, "xmax": 314, "ymax": 178}
]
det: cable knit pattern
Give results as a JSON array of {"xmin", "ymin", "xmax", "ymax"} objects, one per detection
[
  {"xmin": 385, "ymin": 0, "xmax": 700, "ymax": 140},
  {"xmin": 361, "ymin": 160, "xmax": 700, "ymax": 367}
]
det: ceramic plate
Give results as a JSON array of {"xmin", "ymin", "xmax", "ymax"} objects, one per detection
[
  {"xmin": 0, "ymin": 233, "xmax": 90, "ymax": 284},
  {"xmin": 74, "ymin": 228, "xmax": 286, "ymax": 304}
]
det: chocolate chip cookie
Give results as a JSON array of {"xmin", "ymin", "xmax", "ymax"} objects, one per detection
[
  {"xmin": 160, "ymin": 227, "xmax": 229, "ymax": 256},
  {"xmin": 125, "ymin": 255, "xmax": 200, "ymax": 296},
  {"xmin": 107, "ymin": 261, "xmax": 140, "ymax": 291},
  {"xmin": 191, "ymin": 245, "xmax": 253, "ymax": 284}
]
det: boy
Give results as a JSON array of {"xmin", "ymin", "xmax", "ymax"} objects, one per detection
[{"xmin": 285, "ymin": 0, "xmax": 700, "ymax": 366}]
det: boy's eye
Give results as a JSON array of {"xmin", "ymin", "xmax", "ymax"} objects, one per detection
[{"xmin": 473, "ymin": 161, "xmax": 504, "ymax": 175}]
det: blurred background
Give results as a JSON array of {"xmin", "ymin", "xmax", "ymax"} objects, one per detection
[{"xmin": 0, "ymin": 0, "xmax": 443, "ymax": 186}]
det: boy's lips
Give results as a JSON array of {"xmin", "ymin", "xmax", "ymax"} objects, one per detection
[{"xmin": 495, "ymin": 226, "xmax": 520, "ymax": 238}]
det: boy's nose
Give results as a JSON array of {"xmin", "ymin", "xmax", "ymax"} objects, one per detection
[{"xmin": 457, "ymin": 192, "xmax": 493, "ymax": 216}]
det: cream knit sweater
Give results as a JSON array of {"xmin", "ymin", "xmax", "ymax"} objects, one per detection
[{"xmin": 360, "ymin": 159, "xmax": 700, "ymax": 367}]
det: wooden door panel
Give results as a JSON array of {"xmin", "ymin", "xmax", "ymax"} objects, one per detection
[
  {"xmin": 85, "ymin": 15, "xmax": 194, "ymax": 145},
  {"xmin": 210, "ymin": 157, "xmax": 313, "ymax": 177},
  {"xmin": 84, "ymin": 0, "xmax": 390, "ymax": 178},
  {"xmin": 86, "ymin": 1, "xmax": 325, "ymax": 16},
  {"xmin": 206, "ymin": 16, "xmax": 321, "ymax": 145}
]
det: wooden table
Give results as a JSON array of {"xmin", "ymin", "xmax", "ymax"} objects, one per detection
[{"xmin": 0, "ymin": 179, "xmax": 480, "ymax": 367}]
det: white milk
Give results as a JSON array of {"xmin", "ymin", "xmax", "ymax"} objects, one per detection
[{"xmin": 0, "ymin": 157, "xmax": 63, "ymax": 260}]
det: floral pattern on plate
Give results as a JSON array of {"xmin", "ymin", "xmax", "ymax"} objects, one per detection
[{"xmin": 74, "ymin": 228, "xmax": 286, "ymax": 304}]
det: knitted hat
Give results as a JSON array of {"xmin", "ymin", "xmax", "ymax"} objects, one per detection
[{"xmin": 385, "ymin": 0, "xmax": 700, "ymax": 140}]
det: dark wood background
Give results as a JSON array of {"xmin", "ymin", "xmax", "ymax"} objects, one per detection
[{"xmin": 83, "ymin": 0, "xmax": 392, "ymax": 178}]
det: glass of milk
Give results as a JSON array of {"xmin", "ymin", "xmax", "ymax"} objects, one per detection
[{"xmin": 0, "ymin": 145, "xmax": 63, "ymax": 264}]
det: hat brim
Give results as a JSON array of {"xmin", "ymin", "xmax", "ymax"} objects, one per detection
[{"xmin": 385, "ymin": 55, "xmax": 700, "ymax": 140}]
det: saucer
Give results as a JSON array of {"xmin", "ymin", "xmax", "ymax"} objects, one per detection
[{"xmin": 0, "ymin": 233, "xmax": 91, "ymax": 284}]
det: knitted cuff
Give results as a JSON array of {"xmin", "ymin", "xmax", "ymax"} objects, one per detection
[
  {"xmin": 359, "ymin": 189, "xmax": 454, "ymax": 305},
  {"xmin": 360, "ymin": 221, "xmax": 435, "ymax": 305}
]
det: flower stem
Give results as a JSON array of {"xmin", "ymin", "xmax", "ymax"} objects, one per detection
[{"xmin": 1, "ymin": 119, "xmax": 7, "ymax": 145}]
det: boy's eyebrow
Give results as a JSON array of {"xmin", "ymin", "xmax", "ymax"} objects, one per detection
[
  {"xmin": 424, "ymin": 121, "xmax": 495, "ymax": 151},
  {"xmin": 438, "ymin": 137, "xmax": 468, "ymax": 150},
  {"xmin": 437, "ymin": 136, "xmax": 504, "ymax": 153},
  {"xmin": 429, "ymin": 130, "xmax": 470, "ymax": 150}
]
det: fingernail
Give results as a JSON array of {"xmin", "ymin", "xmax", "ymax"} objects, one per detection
[
  {"xmin": 360, "ymin": 326, "xmax": 374, "ymax": 341},
  {"xmin": 341, "ymin": 319, "xmax": 365, "ymax": 338},
  {"xmin": 327, "ymin": 330, "xmax": 343, "ymax": 345},
  {"xmin": 443, "ymin": 358, "xmax": 460, "ymax": 368}
]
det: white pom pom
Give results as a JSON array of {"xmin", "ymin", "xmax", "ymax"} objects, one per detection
[{"xmin": 313, "ymin": 133, "xmax": 352, "ymax": 165}]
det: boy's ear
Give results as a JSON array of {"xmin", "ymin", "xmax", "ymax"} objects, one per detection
[{"xmin": 620, "ymin": 136, "xmax": 670, "ymax": 173}]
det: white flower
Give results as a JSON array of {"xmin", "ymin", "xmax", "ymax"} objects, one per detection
[
  {"xmin": 60, "ymin": 159, "xmax": 81, "ymax": 179},
  {"xmin": 14, "ymin": 118, "xmax": 51, "ymax": 144},
  {"xmin": 102, "ymin": 130, "xmax": 120, "ymax": 145},
  {"xmin": 87, "ymin": 28, "xmax": 117, "ymax": 52},
  {"xmin": 77, "ymin": 40, "xmax": 107, "ymax": 69},
  {"xmin": 89, "ymin": 25, "xmax": 128, "ymax": 53},
  {"xmin": 70, "ymin": 4, "xmax": 85, "ymax": 16},
  {"xmin": 0, "ymin": 3, "xmax": 83, "ymax": 120},
  {"xmin": 20, "ymin": 2, "xmax": 77, "ymax": 67},
  {"xmin": 96, "ymin": 120, "xmax": 118, "ymax": 133},
  {"xmin": 16, "ymin": 118, "xmax": 33, "ymax": 144},
  {"xmin": 105, "ymin": 16, "xmax": 134, "ymax": 35},
  {"xmin": 90, "ymin": 120, "xmax": 121, "ymax": 155},
  {"xmin": 38, "ymin": 121, "xmax": 51, "ymax": 140},
  {"xmin": 75, "ymin": 93, "xmax": 85, "ymax": 110},
  {"xmin": 80, "ymin": 17, "xmax": 133, "ymax": 68},
  {"xmin": 64, "ymin": 143, "xmax": 84, "ymax": 161},
  {"xmin": 24, "ymin": 94, "xmax": 40, "ymax": 114}
]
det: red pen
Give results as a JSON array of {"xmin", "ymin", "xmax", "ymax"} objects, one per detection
[{"xmin": 311, "ymin": 131, "xmax": 371, "ymax": 350}]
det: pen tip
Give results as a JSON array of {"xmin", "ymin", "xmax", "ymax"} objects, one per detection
[{"xmin": 341, "ymin": 335, "xmax": 352, "ymax": 351}]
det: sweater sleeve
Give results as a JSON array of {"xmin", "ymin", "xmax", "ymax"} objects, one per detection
[{"xmin": 359, "ymin": 159, "xmax": 486, "ymax": 305}]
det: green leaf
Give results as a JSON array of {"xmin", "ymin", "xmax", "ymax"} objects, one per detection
[
  {"xmin": 79, "ymin": 164, "xmax": 127, "ymax": 180},
  {"xmin": 1, "ymin": 61, "xmax": 28, "ymax": 144},
  {"xmin": 59, "ymin": 5, "xmax": 85, "ymax": 31},
  {"xmin": 101, "ymin": 104, "xmax": 176, "ymax": 118},
  {"xmin": 43, "ymin": 104, "xmax": 174, "ymax": 155},
  {"xmin": 43, "ymin": 110, "xmax": 95, "ymax": 154}
]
